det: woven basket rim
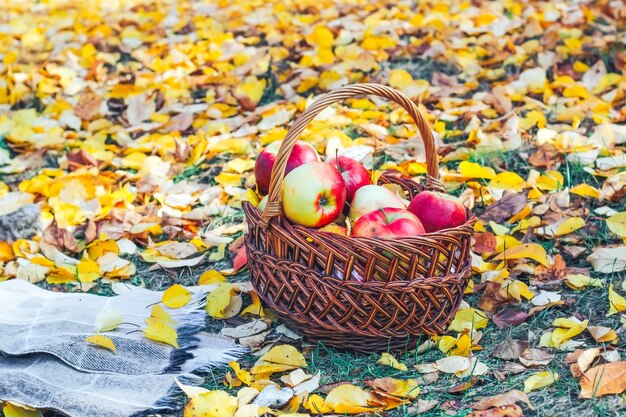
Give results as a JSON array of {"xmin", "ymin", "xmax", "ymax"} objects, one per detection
[{"xmin": 243, "ymin": 200, "xmax": 476, "ymax": 244}]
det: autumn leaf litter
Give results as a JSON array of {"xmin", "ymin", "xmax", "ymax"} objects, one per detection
[{"xmin": 1, "ymin": 0, "xmax": 626, "ymax": 416}]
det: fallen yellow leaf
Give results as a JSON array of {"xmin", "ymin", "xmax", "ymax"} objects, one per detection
[
  {"xmin": 85, "ymin": 335, "xmax": 117, "ymax": 353},
  {"xmin": 608, "ymin": 284, "xmax": 626, "ymax": 316},
  {"xmin": 365, "ymin": 377, "xmax": 420, "ymax": 400},
  {"xmin": 551, "ymin": 317, "xmax": 588, "ymax": 347},
  {"xmin": 448, "ymin": 307, "xmax": 489, "ymax": 332},
  {"xmin": 95, "ymin": 309, "xmax": 124, "ymax": 332},
  {"xmin": 162, "ymin": 284, "xmax": 191, "ymax": 309},
  {"xmin": 144, "ymin": 320, "xmax": 179, "ymax": 348},
  {"xmin": 184, "ymin": 390, "xmax": 238, "ymax": 417},
  {"xmin": 325, "ymin": 384, "xmax": 376, "ymax": 414},
  {"xmin": 0, "ymin": 241, "xmax": 15, "ymax": 261},
  {"xmin": 565, "ymin": 274, "xmax": 603, "ymax": 291},
  {"xmin": 206, "ymin": 283, "xmax": 235, "ymax": 318},
  {"xmin": 259, "ymin": 345, "xmax": 307, "ymax": 367},
  {"xmin": 570, "ymin": 183, "xmax": 600, "ymax": 199},
  {"xmin": 377, "ymin": 352, "xmax": 407, "ymax": 371},
  {"xmin": 458, "ymin": 161, "xmax": 496, "ymax": 180},
  {"xmin": 606, "ymin": 212, "xmax": 626, "ymax": 238},
  {"xmin": 229, "ymin": 361, "xmax": 252, "ymax": 385},
  {"xmin": 198, "ymin": 270, "xmax": 227, "ymax": 285},
  {"xmin": 524, "ymin": 371, "xmax": 559, "ymax": 393},
  {"xmin": 2, "ymin": 403, "xmax": 42, "ymax": 417},
  {"xmin": 492, "ymin": 243, "xmax": 550, "ymax": 266}
]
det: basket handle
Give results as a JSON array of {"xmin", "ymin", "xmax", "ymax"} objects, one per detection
[{"xmin": 262, "ymin": 83, "xmax": 442, "ymax": 225}]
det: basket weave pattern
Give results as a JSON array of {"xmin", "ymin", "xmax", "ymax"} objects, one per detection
[{"xmin": 243, "ymin": 84, "xmax": 475, "ymax": 352}]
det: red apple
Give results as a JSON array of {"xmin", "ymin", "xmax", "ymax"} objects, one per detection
[
  {"xmin": 254, "ymin": 140, "xmax": 319, "ymax": 194},
  {"xmin": 326, "ymin": 156, "xmax": 371, "ymax": 202},
  {"xmin": 282, "ymin": 162, "xmax": 347, "ymax": 228},
  {"xmin": 352, "ymin": 207, "xmax": 425, "ymax": 238},
  {"xmin": 348, "ymin": 185, "xmax": 406, "ymax": 221},
  {"xmin": 407, "ymin": 191, "xmax": 467, "ymax": 232}
]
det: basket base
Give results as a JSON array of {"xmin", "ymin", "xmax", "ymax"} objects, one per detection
[{"xmin": 278, "ymin": 316, "xmax": 428, "ymax": 353}]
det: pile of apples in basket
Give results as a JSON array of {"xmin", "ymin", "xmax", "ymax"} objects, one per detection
[{"xmin": 254, "ymin": 139, "xmax": 467, "ymax": 238}]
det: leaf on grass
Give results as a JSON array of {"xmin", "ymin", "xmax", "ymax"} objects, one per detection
[
  {"xmin": 435, "ymin": 356, "xmax": 471, "ymax": 374},
  {"xmin": 198, "ymin": 270, "xmax": 226, "ymax": 285},
  {"xmin": 325, "ymin": 384, "xmax": 376, "ymax": 414},
  {"xmin": 519, "ymin": 348, "xmax": 554, "ymax": 367},
  {"xmin": 535, "ymin": 217, "xmax": 585, "ymax": 237},
  {"xmin": 259, "ymin": 345, "xmax": 307, "ymax": 368},
  {"xmin": 377, "ymin": 352, "xmax": 407, "ymax": 371},
  {"xmin": 232, "ymin": 245, "xmax": 248, "ymax": 273},
  {"xmin": 229, "ymin": 361, "xmax": 252, "ymax": 385},
  {"xmin": 492, "ymin": 243, "xmax": 550, "ymax": 266},
  {"xmin": 448, "ymin": 307, "xmax": 489, "ymax": 332},
  {"xmin": 162, "ymin": 284, "xmax": 192, "ymax": 308},
  {"xmin": 492, "ymin": 309, "xmax": 529, "ymax": 329},
  {"xmin": 365, "ymin": 377, "xmax": 420, "ymax": 400},
  {"xmin": 570, "ymin": 183, "xmax": 600, "ymax": 199},
  {"xmin": 550, "ymin": 317, "xmax": 588, "ymax": 348},
  {"xmin": 607, "ymin": 283, "xmax": 626, "ymax": 316},
  {"xmin": 467, "ymin": 404, "xmax": 524, "ymax": 417},
  {"xmin": 472, "ymin": 389, "xmax": 534, "ymax": 411},
  {"xmin": 479, "ymin": 192, "xmax": 527, "ymax": 223},
  {"xmin": 183, "ymin": 390, "xmax": 238, "ymax": 417},
  {"xmin": 95, "ymin": 309, "xmax": 124, "ymax": 332},
  {"xmin": 85, "ymin": 335, "xmax": 116, "ymax": 353},
  {"xmin": 492, "ymin": 339, "xmax": 528, "ymax": 361},
  {"xmin": 587, "ymin": 326, "xmax": 618, "ymax": 343},
  {"xmin": 565, "ymin": 274, "xmax": 603, "ymax": 291},
  {"xmin": 588, "ymin": 247, "xmax": 626, "ymax": 273},
  {"xmin": 459, "ymin": 161, "xmax": 496, "ymax": 179},
  {"xmin": 523, "ymin": 371, "xmax": 559, "ymax": 393},
  {"xmin": 304, "ymin": 394, "xmax": 333, "ymax": 414},
  {"xmin": 606, "ymin": 212, "xmax": 626, "ymax": 237},
  {"xmin": 474, "ymin": 232, "xmax": 497, "ymax": 255},
  {"xmin": 579, "ymin": 362, "xmax": 626, "ymax": 398},
  {"xmin": 577, "ymin": 347, "xmax": 601, "ymax": 375}
]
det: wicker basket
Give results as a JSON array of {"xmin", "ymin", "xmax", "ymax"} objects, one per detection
[{"xmin": 243, "ymin": 84, "xmax": 475, "ymax": 352}]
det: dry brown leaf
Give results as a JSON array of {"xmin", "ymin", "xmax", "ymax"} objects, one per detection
[
  {"xmin": 467, "ymin": 405, "xmax": 524, "ymax": 417},
  {"xmin": 519, "ymin": 348, "xmax": 554, "ymax": 368},
  {"xmin": 492, "ymin": 339, "xmax": 528, "ymax": 361},
  {"xmin": 480, "ymin": 191, "xmax": 527, "ymax": 223},
  {"xmin": 472, "ymin": 389, "xmax": 534, "ymax": 411},
  {"xmin": 577, "ymin": 348, "xmax": 601, "ymax": 375},
  {"xmin": 474, "ymin": 232, "xmax": 497, "ymax": 255},
  {"xmin": 74, "ymin": 90, "xmax": 102, "ymax": 121},
  {"xmin": 492, "ymin": 309, "xmax": 529, "ymax": 329}
]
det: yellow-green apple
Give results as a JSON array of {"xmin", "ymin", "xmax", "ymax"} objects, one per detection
[
  {"xmin": 258, "ymin": 195, "xmax": 268, "ymax": 211},
  {"xmin": 352, "ymin": 207, "xmax": 425, "ymax": 238},
  {"xmin": 282, "ymin": 162, "xmax": 347, "ymax": 228},
  {"xmin": 254, "ymin": 140, "xmax": 319, "ymax": 194},
  {"xmin": 407, "ymin": 191, "xmax": 467, "ymax": 232},
  {"xmin": 326, "ymin": 156, "xmax": 371, "ymax": 202},
  {"xmin": 348, "ymin": 185, "xmax": 405, "ymax": 220}
]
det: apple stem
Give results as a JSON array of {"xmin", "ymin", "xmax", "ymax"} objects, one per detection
[
  {"xmin": 378, "ymin": 207, "xmax": 390, "ymax": 223},
  {"xmin": 334, "ymin": 149, "xmax": 341, "ymax": 172}
]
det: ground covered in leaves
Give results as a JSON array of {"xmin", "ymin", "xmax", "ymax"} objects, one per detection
[{"xmin": 1, "ymin": 0, "xmax": 626, "ymax": 416}]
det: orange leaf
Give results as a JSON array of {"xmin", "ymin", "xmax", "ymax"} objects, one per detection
[{"xmin": 580, "ymin": 361, "xmax": 626, "ymax": 398}]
